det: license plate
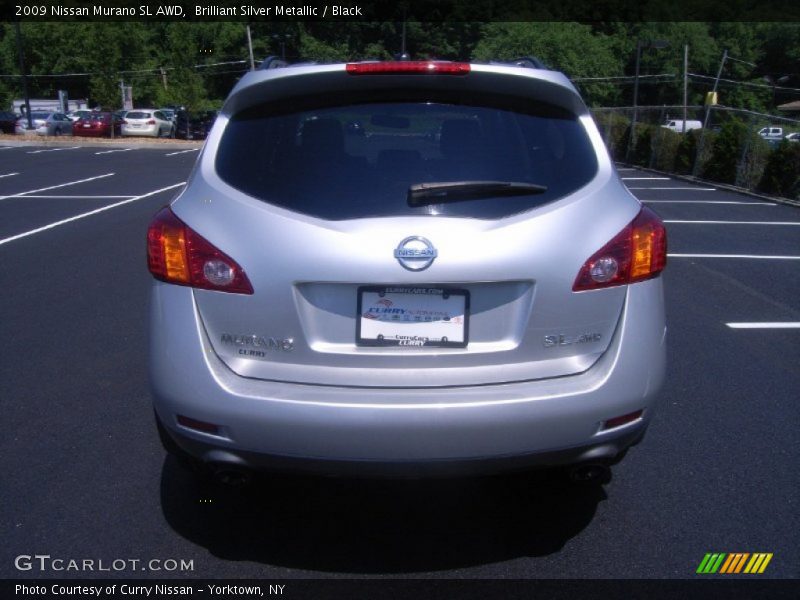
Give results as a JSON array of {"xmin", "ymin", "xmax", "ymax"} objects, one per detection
[
  {"xmin": 83, "ymin": 124, "xmax": 91, "ymax": 128},
  {"xmin": 356, "ymin": 286, "xmax": 469, "ymax": 348}
]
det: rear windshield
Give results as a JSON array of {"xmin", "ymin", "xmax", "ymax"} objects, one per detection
[
  {"xmin": 126, "ymin": 111, "xmax": 150, "ymax": 119},
  {"xmin": 216, "ymin": 94, "xmax": 598, "ymax": 220}
]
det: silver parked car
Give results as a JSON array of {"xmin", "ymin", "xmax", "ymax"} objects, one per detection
[
  {"xmin": 15, "ymin": 111, "xmax": 73, "ymax": 136},
  {"xmin": 148, "ymin": 59, "xmax": 667, "ymax": 485},
  {"xmin": 121, "ymin": 109, "xmax": 174, "ymax": 137}
]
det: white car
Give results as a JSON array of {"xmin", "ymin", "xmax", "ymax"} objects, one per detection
[
  {"xmin": 784, "ymin": 132, "xmax": 799, "ymax": 143},
  {"xmin": 121, "ymin": 109, "xmax": 174, "ymax": 138},
  {"xmin": 758, "ymin": 127, "xmax": 783, "ymax": 140},
  {"xmin": 15, "ymin": 112, "xmax": 73, "ymax": 136}
]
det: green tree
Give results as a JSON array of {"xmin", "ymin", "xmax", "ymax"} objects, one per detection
[
  {"xmin": 473, "ymin": 22, "xmax": 621, "ymax": 105},
  {"xmin": 758, "ymin": 141, "xmax": 800, "ymax": 198},
  {"xmin": 701, "ymin": 118, "xmax": 746, "ymax": 184}
]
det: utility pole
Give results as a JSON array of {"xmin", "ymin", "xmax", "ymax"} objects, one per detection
[
  {"xmin": 626, "ymin": 39, "xmax": 669, "ymax": 162},
  {"xmin": 14, "ymin": 21, "xmax": 33, "ymax": 131},
  {"xmin": 625, "ymin": 40, "xmax": 643, "ymax": 162},
  {"xmin": 160, "ymin": 67, "xmax": 168, "ymax": 90},
  {"xmin": 401, "ymin": 8, "xmax": 407, "ymax": 58},
  {"xmin": 683, "ymin": 44, "xmax": 689, "ymax": 133},
  {"xmin": 693, "ymin": 49, "xmax": 727, "ymax": 176},
  {"xmin": 246, "ymin": 25, "xmax": 255, "ymax": 71}
]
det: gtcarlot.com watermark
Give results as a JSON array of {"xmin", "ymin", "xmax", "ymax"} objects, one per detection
[{"xmin": 14, "ymin": 554, "xmax": 194, "ymax": 573}]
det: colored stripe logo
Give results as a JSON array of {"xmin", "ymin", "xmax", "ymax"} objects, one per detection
[{"xmin": 697, "ymin": 553, "xmax": 773, "ymax": 574}]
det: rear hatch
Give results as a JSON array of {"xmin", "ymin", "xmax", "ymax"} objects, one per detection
[{"xmin": 173, "ymin": 63, "xmax": 639, "ymax": 389}]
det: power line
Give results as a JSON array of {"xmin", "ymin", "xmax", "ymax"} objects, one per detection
[
  {"xmin": 0, "ymin": 60, "xmax": 248, "ymax": 78},
  {"xmin": 688, "ymin": 72, "xmax": 800, "ymax": 93},
  {"xmin": 572, "ymin": 73, "xmax": 675, "ymax": 82}
]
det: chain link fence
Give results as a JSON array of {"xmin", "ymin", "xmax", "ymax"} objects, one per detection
[{"xmin": 591, "ymin": 105, "xmax": 800, "ymax": 201}]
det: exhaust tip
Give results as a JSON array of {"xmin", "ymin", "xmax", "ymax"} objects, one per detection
[
  {"xmin": 209, "ymin": 464, "xmax": 253, "ymax": 487},
  {"xmin": 568, "ymin": 463, "xmax": 612, "ymax": 485}
]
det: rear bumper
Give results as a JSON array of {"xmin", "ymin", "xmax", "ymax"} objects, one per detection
[
  {"xmin": 122, "ymin": 126, "xmax": 158, "ymax": 137},
  {"xmin": 150, "ymin": 278, "xmax": 666, "ymax": 474}
]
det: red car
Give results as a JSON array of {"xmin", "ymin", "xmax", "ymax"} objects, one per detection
[{"xmin": 73, "ymin": 112, "xmax": 123, "ymax": 137}]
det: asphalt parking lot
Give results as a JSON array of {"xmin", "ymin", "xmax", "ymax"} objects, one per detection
[{"xmin": 1, "ymin": 144, "xmax": 798, "ymax": 580}]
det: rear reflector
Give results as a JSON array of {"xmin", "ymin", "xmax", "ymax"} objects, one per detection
[
  {"xmin": 177, "ymin": 414, "xmax": 221, "ymax": 435},
  {"xmin": 573, "ymin": 207, "xmax": 667, "ymax": 291},
  {"xmin": 601, "ymin": 410, "xmax": 644, "ymax": 431},
  {"xmin": 147, "ymin": 207, "xmax": 254, "ymax": 294},
  {"xmin": 346, "ymin": 61, "xmax": 471, "ymax": 75}
]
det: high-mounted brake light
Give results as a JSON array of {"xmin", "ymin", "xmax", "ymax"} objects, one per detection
[
  {"xmin": 346, "ymin": 61, "xmax": 471, "ymax": 75},
  {"xmin": 147, "ymin": 207, "xmax": 253, "ymax": 294},
  {"xmin": 573, "ymin": 207, "xmax": 667, "ymax": 292}
]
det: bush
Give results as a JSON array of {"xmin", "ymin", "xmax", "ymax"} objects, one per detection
[
  {"xmin": 757, "ymin": 141, "xmax": 800, "ymax": 199},
  {"xmin": 673, "ymin": 129, "xmax": 700, "ymax": 174},
  {"xmin": 650, "ymin": 128, "xmax": 681, "ymax": 172},
  {"xmin": 591, "ymin": 111, "xmax": 630, "ymax": 161},
  {"xmin": 700, "ymin": 120, "xmax": 747, "ymax": 185},
  {"xmin": 736, "ymin": 133, "xmax": 771, "ymax": 190},
  {"xmin": 631, "ymin": 124, "xmax": 656, "ymax": 167}
]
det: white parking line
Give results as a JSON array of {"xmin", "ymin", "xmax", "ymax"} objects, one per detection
[
  {"xmin": 26, "ymin": 147, "xmax": 81, "ymax": 154},
  {"xmin": 21, "ymin": 195, "xmax": 135, "ymax": 199},
  {"xmin": 0, "ymin": 173, "xmax": 20, "ymax": 179},
  {"xmin": 621, "ymin": 177, "xmax": 671, "ymax": 180},
  {"xmin": 0, "ymin": 147, "xmax": 15, "ymax": 150},
  {"xmin": 164, "ymin": 149, "xmax": 199, "ymax": 156},
  {"xmin": 0, "ymin": 182, "xmax": 185, "ymax": 247},
  {"xmin": 664, "ymin": 220, "xmax": 800, "ymax": 226},
  {"xmin": 628, "ymin": 187, "xmax": 717, "ymax": 191},
  {"xmin": 617, "ymin": 168, "xmax": 637, "ymax": 171},
  {"xmin": 643, "ymin": 200, "xmax": 775, "ymax": 206},
  {"xmin": 0, "ymin": 173, "xmax": 115, "ymax": 201},
  {"xmin": 669, "ymin": 254, "xmax": 800, "ymax": 260},
  {"xmin": 94, "ymin": 148, "xmax": 135, "ymax": 155},
  {"xmin": 727, "ymin": 323, "xmax": 800, "ymax": 329}
]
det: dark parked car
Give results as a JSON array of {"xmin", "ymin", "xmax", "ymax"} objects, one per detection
[
  {"xmin": 73, "ymin": 112, "xmax": 124, "ymax": 138},
  {"xmin": 175, "ymin": 110, "xmax": 217, "ymax": 140},
  {"xmin": 0, "ymin": 111, "xmax": 18, "ymax": 134}
]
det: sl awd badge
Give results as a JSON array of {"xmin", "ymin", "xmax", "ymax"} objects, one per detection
[{"xmin": 394, "ymin": 236, "xmax": 437, "ymax": 271}]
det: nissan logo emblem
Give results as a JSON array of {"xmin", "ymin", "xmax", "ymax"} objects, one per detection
[{"xmin": 394, "ymin": 236, "xmax": 437, "ymax": 271}]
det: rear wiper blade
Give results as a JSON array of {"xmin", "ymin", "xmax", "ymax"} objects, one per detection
[{"xmin": 408, "ymin": 181, "xmax": 547, "ymax": 207}]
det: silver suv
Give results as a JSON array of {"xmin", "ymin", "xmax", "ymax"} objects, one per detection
[{"xmin": 148, "ymin": 59, "xmax": 667, "ymax": 485}]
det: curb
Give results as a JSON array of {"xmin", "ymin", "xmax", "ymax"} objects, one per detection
[
  {"xmin": 617, "ymin": 163, "xmax": 800, "ymax": 208},
  {"xmin": 0, "ymin": 135, "xmax": 203, "ymax": 151}
]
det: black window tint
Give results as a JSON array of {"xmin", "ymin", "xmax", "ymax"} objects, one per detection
[{"xmin": 216, "ymin": 99, "xmax": 598, "ymax": 220}]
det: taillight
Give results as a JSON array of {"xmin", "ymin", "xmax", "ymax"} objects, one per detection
[
  {"xmin": 601, "ymin": 409, "xmax": 644, "ymax": 431},
  {"xmin": 147, "ymin": 207, "xmax": 253, "ymax": 294},
  {"xmin": 177, "ymin": 414, "xmax": 221, "ymax": 435},
  {"xmin": 147, "ymin": 119, "xmax": 156, "ymax": 125},
  {"xmin": 346, "ymin": 61, "xmax": 471, "ymax": 75},
  {"xmin": 573, "ymin": 207, "xmax": 667, "ymax": 292},
  {"xmin": 122, "ymin": 119, "xmax": 128, "ymax": 124}
]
